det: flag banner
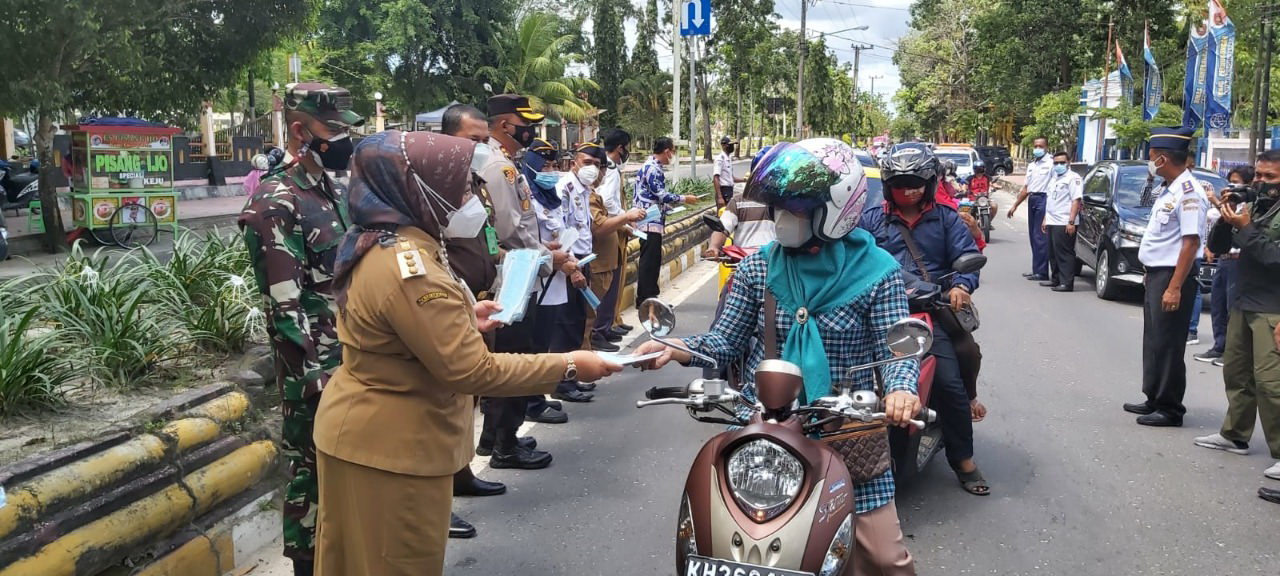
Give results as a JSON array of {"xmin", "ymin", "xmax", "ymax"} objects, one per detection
[
  {"xmin": 1143, "ymin": 22, "xmax": 1163, "ymax": 121},
  {"xmin": 1184, "ymin": 23, "xmax": 1210, "ymax": 132},
  {"xmin": 1205, "ymin": 0, "xmax": 1236, "ymax": 131},
  {"xmin": 1116, "ymin": 39, "xmax": 1135, "ymax": 104}
]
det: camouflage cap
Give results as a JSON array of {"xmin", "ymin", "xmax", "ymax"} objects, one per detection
[{"xmin": 284, "ymin": 83, "xmax": 365, "ymax": 130}]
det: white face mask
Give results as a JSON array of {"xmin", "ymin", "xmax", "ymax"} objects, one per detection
[
  {"xmin": 774, "ymin": 209, "xmax": 814, "ymax": 248},
  {"xmin": 1148, "ymin": 157, "xmax": 1163, "ymax": 177},
  {"xmin": 577, "ymin": 165, "xmax": 600, "ymax": 187},
  {"xmin": 442, "ymin": 194, "xmax": 488, "ymax": 239},
  {"xmin": 471, "ymin": 142, "xmax": 493, "ymax": 173}
]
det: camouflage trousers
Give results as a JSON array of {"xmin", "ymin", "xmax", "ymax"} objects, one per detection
[{"xmin": 281, "ymin": 394, "xmax": 321, "ymax": 562}]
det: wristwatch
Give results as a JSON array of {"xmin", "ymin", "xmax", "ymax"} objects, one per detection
[{"xmin": 563, "ymin": 354, "xmax": 578, "ymax": 381}]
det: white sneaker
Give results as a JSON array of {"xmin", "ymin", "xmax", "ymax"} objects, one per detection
[
  {"xmin": 1266, "ymin": 462, "xmax": 1280, "ymax": 480},
  {"xmin": 1193, "ymin": 433, "xmax": 1250, "ymax": 455},
  {"xmin": 1186, "ymin": 335, "xmax": 1200, "ymax": 345}
]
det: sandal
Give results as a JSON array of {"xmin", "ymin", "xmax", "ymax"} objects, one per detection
[{"xmin": 954, "ymin": 467, "xmax": 991, "ymax": 496}]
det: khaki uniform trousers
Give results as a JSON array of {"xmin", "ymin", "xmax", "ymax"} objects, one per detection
[
  {"xmin": 1220, "ymin": 310, "xmax": 1280, "ymax": 458},
  {"xmin": 850, "ymin": 500, "xmax": 916, "ymax": 576},
  {"xmin": 315, "ymin": 450, "xmax": 452, "ymax": 576}
]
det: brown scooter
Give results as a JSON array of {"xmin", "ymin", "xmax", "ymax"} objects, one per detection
[{"xmin": 636, "ymin": 299, "xmax": 935, "ymax": 576}]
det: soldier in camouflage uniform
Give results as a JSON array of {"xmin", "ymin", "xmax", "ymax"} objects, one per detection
[{"xmin": 238, "ymin": 83, "xmax": 363, "ymax": 576}]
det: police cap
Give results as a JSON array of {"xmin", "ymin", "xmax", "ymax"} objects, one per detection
[
  {"xmin": 487, "ymin": 94, "xmax": 545, "ymax": 123},
  {"xmin": 1148, "ymin": 126, "xmax": 1196, "ymax": 152},
  {"xmin": 284, "ymin": 83, "xmax": 365, "ymax": 130},
  {"xmin": 575, "ymin": 141, "xmax": 607, "ymax": 164}
]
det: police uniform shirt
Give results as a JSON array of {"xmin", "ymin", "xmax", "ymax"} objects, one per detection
[
  {"xmin": 1043, "ymin": 170, "xmax": 1084, "ymax": 226},
  {"xmin": 479, "ymin": 137, "xmax": 541, "ymax": 252},
  {"xmin": 553, "ymin": 172, "xmax": 594, "ymax": 256},
  {"xmin": 1026, "ymin": 154, "xmax": 1055, "ymax": 193},
  {"xmin": 1139, "ymin": 169, "xmax": 1208, "ymax": 267}
]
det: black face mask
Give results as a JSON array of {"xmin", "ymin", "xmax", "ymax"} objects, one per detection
[
  {"xmin": 511, "ymin": 123, "xmax": 537, "ymax": 148},
  {"xmin": 307, "ymin": 134, "xmax": 354, "ymax": 171},
  {"xmin": 1255, "ymin": 181, "xmax": 1280, "ymax": 215},
  {"xmin": 619, "ymin": 148, "xmax": 631, "ymax": 164}
]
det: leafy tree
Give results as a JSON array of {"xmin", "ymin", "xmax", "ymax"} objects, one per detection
[
  {"xmin": 1020, "ymin": 89, "xmax": 1083, "ymax": 152},
  {"xmin": 618, "ymin": 72, "xmax": 674, "ymax": 149},
  {"xmin": 593, "ymin": 0, "xmax": 627, "ymax": 127},
  {"xmin": 479, "ymin": 12, "xmax": 599, "ymax": 122},
  {"xmin": 0, "ymin": 0, "xmax": 309, "ymax": 252},
  {"xmin": 632, "ymin": 0, "xmax": 662, "ymax": 77}
]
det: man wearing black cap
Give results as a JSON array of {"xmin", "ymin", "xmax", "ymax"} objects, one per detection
[
  {"xmin": 714, "ymin": 136, "xmax": 743, "ymax": 209},
  {"xmin": 476, "ymin": 95, "xmax": 569, "ymax": 470},
  {"xmin": 1123, "ymin": 126, "xmax": 1208, "ymax": 427},
  {"xmin": 239, "ymin": 82, "xmax": 363, "ymax": 576}
]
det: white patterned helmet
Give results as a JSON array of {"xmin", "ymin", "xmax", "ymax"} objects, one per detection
[{"xmin": 744, "ymin": 138, "xmax": 869, "ymax": 242}]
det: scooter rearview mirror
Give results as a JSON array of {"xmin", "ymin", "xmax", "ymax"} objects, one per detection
[
  {"xmin": 701, "ymin": 212, "xmax": 727, "ymax": 234},
  {"xmin": 886, "ymin": 317, "xmax": 933, "ymax": 357},
  {"xmin": 950, "ymin": 253, "xmax": 988, "ymax": 275},
  {"xmin": 639, "ymin": 298, "xmax": 677, "ymax": 338}
]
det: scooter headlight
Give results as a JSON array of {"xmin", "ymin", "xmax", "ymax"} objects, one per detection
[
  {"xmin": 726, "ymin": 439, "xmax": 804, "ymax": 522},
  {"xmin": 976, "ymin": 196, "xmax": 990, "ymax": 207},
  {"xmin": 818, "ymin": 513, "xmax": 854, "ymax": 576},
  {"xmin": 675, "ymin": 494, "xmax": 697, "ymax": 574}
]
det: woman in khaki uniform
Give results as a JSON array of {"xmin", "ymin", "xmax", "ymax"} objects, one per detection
[{"xmin": 313, "ymin": 130, "xmax": 621, "ymax": 576}]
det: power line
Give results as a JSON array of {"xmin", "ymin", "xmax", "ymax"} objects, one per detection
[{"xmin": 821, "ymin": 0, "xmax": 911, "ymax": 12}]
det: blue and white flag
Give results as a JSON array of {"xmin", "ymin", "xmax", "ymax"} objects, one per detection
[
  {"xmin": 1143, "ymin": 22, "xmax": 1163, "ymax": 121},
  {"xmin": 1116, "ymin": 39, "xmax": 1134, "ymax": 104},
  {"xmin": 1205, "ymin": 0, "xmax": 1236, "ymax": 132},
  {"xmin": 1183, "ymin": 22, "xmax": 1210, "ymax": 132}
]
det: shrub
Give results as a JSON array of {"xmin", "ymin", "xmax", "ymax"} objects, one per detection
[
  {"xmin": 146, "ymin": 230, "xmax": 264, "ymax": 353},
  {"xmin": 671, "ymin": 176, "xmax": 715, "ymax": 199},
  {"xmin": 0, "ymin": 308, "xmax": 77, "ymax": 416}
]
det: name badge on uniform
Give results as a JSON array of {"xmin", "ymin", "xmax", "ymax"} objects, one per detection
[{"xmin": 484, "ymin": 225, "xmax": 500, "ymax": 255}]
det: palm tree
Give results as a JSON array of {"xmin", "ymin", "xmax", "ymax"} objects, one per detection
[
  {"xmin": 478, "ymin": 12, "xmax": 598, "ymax": 123},
  {"xmin": 617, "ymin": 71, "xmax": 672, "ymax": 150}
]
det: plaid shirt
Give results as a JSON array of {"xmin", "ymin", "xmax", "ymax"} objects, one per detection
[{"xmin": 684, "ymin": 250, "xmax": 919, "ymax": 513}]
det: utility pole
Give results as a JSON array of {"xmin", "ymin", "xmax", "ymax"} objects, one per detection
[
  {"xmin": 673, "ymin": 5, "xmax": 682, "ymax": 172},
  {"xmin": 1253, "ymin": 3, "xmax": 1279, "ymax": 155},
  {"xmin": 850, "ymin": 43, "xmax": 873, "ymax": 142},
  {"xmin": 796, "ymin": 0, "xmax": 809, "ymax": 139},
  {"xmin": 690, "ymin": 37, "xmax": 698, "ymax": 176},
  {"xmin": 1097, "ymin": 16, "xmax": 1114, "ymax": 163}
]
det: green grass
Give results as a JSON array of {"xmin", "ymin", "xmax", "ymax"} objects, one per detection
[{"xmin": 0, "ymin": 308, "xmax": 76, "ymax": 416}]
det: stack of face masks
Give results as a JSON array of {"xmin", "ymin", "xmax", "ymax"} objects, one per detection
[{"xmin": 490, "ymin": 249, "xmax": 549, "ymax": 325}]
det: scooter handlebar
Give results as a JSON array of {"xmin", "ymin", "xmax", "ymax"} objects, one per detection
[{"xmin": 644, "ymin": 386, "xmax": 690, "ymax": 400}]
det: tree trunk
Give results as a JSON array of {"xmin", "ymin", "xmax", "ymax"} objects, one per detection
[
  {"xmin": 35, "ymin": 109, "xmax": 65, "ymax": 254},
  {"xmin": 735, "ymin": 83, "xmax": 742, "ymax": 158}
]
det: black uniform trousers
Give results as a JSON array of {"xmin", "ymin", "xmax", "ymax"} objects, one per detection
[
  {"xmin": 1142, "ymin": 265, "xmax": 1200, "ymax": 417},
  {"xmin": 636, "ymin": 232, "xmax": 663, "ymax": 308},
  {"xmin": 1046, "ymin": 225, "xmax": 1077, "ymax": 288},
  {"xmin": 481, "ymin": 293, "xmax": 541, "ymax": 451}
]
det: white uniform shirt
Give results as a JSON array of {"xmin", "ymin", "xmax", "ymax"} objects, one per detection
[
  {"xmin": 599, "ymin": 160, "xmax": 624, "ymax": 217},
  {"xmin": 1044, "ymin": 169, "xmax": 1083, "ymax": 226},
  {"xmin": 1139, "ymin": 169, "xmax": 1208, "ymax": 267},
  {"xmin": 714, "ymin": 151, "xmax": 735, "ymax": 188},
  {"xmin": 554, "ymin": 172, "xmax": 594, "ymax": 256},
  {"xmin": 1025, "ymin": 154, "xmax": 1055, "ymax": 193}
]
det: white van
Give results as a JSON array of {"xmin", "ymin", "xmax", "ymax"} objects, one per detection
[{"xmin": 933, "ymin": 146, "xmax": 983, "ymax": 180}]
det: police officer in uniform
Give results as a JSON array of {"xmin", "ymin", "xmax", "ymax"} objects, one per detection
[
  {"xmin": 238, "ymin": 82, "xmax": 362, "ymax": 576},
  {"xmin": 312, "ymin": 130, "xmax": 621, "ymax": 576},
  {"xmin": 477, "ymin": 95, "xmax": 574, "ymax": 463},
  {"xmin": 1123, "ymin": 126, "xmax": 1207, "ymax": 427}
]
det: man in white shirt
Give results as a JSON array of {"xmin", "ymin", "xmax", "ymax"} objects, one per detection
[
  {"xmin": 1124, "ymin": 126, "xmax": 1208, "ymax": 427},
  {"xmin": 1007, "ymin": 136, "xmax": 1055, "ymax": 281},
  {"xmin": 597, "ymin": 130, "xmax": 636, "ymax": 338},
  {"xmin": 1039, "ymin": 151, "xmax": 1084, "ymax": 292},
  {"xmin": 714, "ymin": 136, "xmax": 743, "ymax": 209}
]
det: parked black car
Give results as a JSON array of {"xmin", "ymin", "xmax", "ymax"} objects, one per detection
[
  {"xmin": 974, "ymin": 145, "xmax": 1014, "ymax": 176},
  {"xmin": 1075, "ymin": 161, "xmax": 1226, "ymax": 300}
]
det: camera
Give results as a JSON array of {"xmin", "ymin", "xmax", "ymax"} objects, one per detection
[{"xmin": 1221, "ymin": 184, "xmax": 1256, "ymax": 207}]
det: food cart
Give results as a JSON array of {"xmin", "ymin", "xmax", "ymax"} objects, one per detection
[{"xmin": 66, "ymin": 122, "xmax": 181, "ymax": 247}]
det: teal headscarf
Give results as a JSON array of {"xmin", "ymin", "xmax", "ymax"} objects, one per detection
[{"xmin": 765, "ymin": 228, "xmax": 900, "ymax": 403}]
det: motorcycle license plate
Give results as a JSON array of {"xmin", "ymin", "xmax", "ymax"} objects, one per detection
[{"xmin": 686, "ymin": 555, "xmax": 814, "ymax": 576}]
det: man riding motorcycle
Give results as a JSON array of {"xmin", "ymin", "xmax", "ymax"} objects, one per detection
[
  {"xmin": 859, "ymin": 146, "xmax": 991, "ymax": 496},
  {"xmin": 638, "ymin": 138, "xmax": 921, "ymax": 575}
]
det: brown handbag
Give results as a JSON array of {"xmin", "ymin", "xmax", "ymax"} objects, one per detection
[{"xmin": 763, "ymin": 290, "xmax": 892, "ymax": 484}]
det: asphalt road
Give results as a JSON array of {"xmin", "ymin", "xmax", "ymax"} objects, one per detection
[{"xmin": 443, "ymin": 208, "xmax": 1279, "ymax": 575}]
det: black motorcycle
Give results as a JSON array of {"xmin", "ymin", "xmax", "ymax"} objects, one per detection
[{"xmin": 1, "ymin": 159, "xmax": 39, "ymax": 214}]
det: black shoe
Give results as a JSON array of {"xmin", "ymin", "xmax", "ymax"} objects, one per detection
[
  {"xmin": 1194, "ymin": 350, "xmax": 1223, "ymax": 362},
  {"xmin": 1051, "ymin": 285, "xmax": 1074, "ymax": 292},
  {"xmin": 1026, "ymin": 274, "xmax": 1050, "ymax": 282},
  {"xmin": 604, "ymin": 330, "xmax": 624, "ymax": 342},
  {"xmin": 490, "ymin": 445, "xmax": 553, "ymax": 469},
  {"xmin": 1123, "ymin": 402, "xmax": 1156, "ymax": 415},
  {"xmin": 1039, "ymin": 280, "xmax": 1058, "ymax": 287},
  {"xmin": 576, "ymin": 381, "xmax": 597, "ymax": 392},
  {"xmin": 449, "ymin": 514, "xmax": 477, "ymax": 539},
  {"xmin": 611, "ymin": 326, "xmax": 632, "ymax": 337},
  {"xmin": 527, "ymin": 406, "xmax": 568, "ymax": 424},
  {"xmin": 1260, "ymin": 487, "xmax": 1280, "ymax": 505},
  {"xmin": 1022, "ymin": 272, "xmax": 1037, "ymax": 278},
  {"xmin": 1136, "ymin": 411, "xmax": 1183, "ymax": 427},
  {"xmin": 590, "ymin": 336, "xmax": 621, "ymax": 352},
  {"xmin": 454, "ymin": 475, "xmax": 507, "ymax": 497},
  {"xmin": 617, "ymin": 323, "xmax": 635, "ymax": 332},
  {"xmin": 293, "ymin": 560, "xmax": 314, "ymax": 576},
  {"xmin": 544, "ymin": 400, "xmax": 563, "ymax": 411},
  {"xmin": 518, "ymin": 436, "xmax": 537, "ymax": 450},
  {"xmin": 553, "ymin": 389, "xmax": 595, "ymax": 403}
]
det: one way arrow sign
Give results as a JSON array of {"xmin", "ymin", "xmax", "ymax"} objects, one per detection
[{"xmin": 680, "ymin": 0, "xmax": 711, "ymax": 36}]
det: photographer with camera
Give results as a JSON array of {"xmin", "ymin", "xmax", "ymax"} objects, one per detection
[{"xmin": 1194, "ymin": 150, "xmax": 1280, "ymax": 505}]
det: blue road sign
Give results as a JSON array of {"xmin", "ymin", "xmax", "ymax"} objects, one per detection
[{"xmin": 680, "ymin": 0, "xmax": 711, "ymax": 36}]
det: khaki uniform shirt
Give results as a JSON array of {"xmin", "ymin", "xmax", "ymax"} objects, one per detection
[
  {"xmin": 590, "ymin": 192, "xmax": 622, "ymax": 272},
  {"xmin": 314, "ymin": 227, "xmax": 565, "ymax": 477}
]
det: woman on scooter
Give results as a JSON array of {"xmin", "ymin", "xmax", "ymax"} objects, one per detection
[
  {"xmin": 859, "ymin": 146, "xmax": 990, "ymax": 496},
  {"xmin": 638, "ymin": 138, "xmax": 921, "ymax": 575}
]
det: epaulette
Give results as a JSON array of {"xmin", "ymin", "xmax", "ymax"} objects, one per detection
[{"xmin": 396, "ymin": 236, "xmax": 427, "ymax": 279}]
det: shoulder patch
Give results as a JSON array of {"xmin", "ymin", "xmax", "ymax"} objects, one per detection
[
  {"xmin": 1182, "ymin": 180, "xmax": 1195, "ymax": 192},
  {"xmin": 503, "ymin": 166, "xmax": 517, "ymax": 184},
  {"xmin": 396, "ymin": 238, "xmax": 426, "ymax": 279},
  {"xmin": 416, "ymin": 291, "xmax": 448, "ymax": 305}
]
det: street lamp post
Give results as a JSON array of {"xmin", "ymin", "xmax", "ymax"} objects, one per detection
[{"xmin": 374, "ymin": 92, "xmax": 385, "ymax": 133}]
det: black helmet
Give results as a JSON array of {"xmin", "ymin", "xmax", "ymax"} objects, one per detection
[{"xmin": 880, "ymin": 146, "xmax": 939, "ymax": 204}]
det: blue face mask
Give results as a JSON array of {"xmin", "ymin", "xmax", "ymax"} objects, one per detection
[
  {"xmin": 1053, "ymin": 164, "xmax": 1068, "ymax": 176},
  {"xmin": 1033, "ymin": 148, "xmax": 1046, "ymax": 159},
  {"xmin": 534, "ymin": 171, "xmax": 561, "ymax": 188}
]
